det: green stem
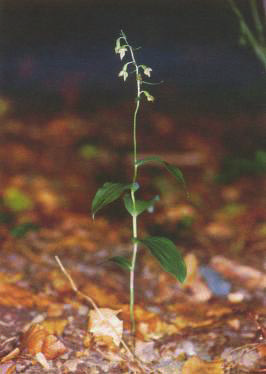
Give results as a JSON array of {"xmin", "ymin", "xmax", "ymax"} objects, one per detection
[
  {"xmin": 121, "ymin": 30, "xmax": 142, "ymax": 335},
  {"xmin": 227, "ymin": 0, "xmax": 266, "ymax": 68},
  {"xmin": 250, "ymin": 0, "xmax": 265, "ymax": 44},
  {"xmin": 129, "ymin": 97, "xmax": 140, "ymax": 335},
  {"xmin": 129, "ymin": 214, "xmax": 138, "ymax": 334}
]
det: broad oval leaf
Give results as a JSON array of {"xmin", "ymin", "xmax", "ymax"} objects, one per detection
[
  {"xmin": 123, "ymin": 193, "xmax": 159, "ymax": 216},
  {"xmin": 136, "ymin": 156, "xmax": 185, "ymax": 188},
  {"xmin": 109, "ymin": 256, "xmax": 132, "ymax": 271},
  {"xmin": 139, "ymin": 236, "xmax": 187, "ymax": 283},
  {"xmin": 92, "ymin": 182, "xmax": 132, "ymax": 218}
]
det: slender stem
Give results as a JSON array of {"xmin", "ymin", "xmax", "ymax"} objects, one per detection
[
  {"xmin": 129, "ymin": 96, "xmax": 140, "ymax": 335},
  {"xmin": 250, "ymin": 0, "xmax": 265, "ymax": 43},
  {"xmin": 121, "ymin": 30, "xmax": 142, "ymax": 334},
  {"xmin": 227, "ymin": 0, "xmax": 266, "ymax": 68},
  {"xmin": 132, "ymin": 99, "xmax": 140, "ymax": 183},
  {"xmin": 129, "ymin": 215, "xmax": 138, "ymax": 334}
]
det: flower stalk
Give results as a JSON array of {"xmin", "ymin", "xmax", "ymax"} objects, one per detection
[
  {"xmin": 92, "ymin": 31, "xmax": 187, "ymax": 339},
  {"xmin": 117, "ymin": 30, "xmax": 151, "ymax": 333}
]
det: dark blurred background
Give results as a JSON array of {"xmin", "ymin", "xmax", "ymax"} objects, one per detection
[{"xmin": 1, "ymin": 0, "xmax": 265, "ymax": 115}]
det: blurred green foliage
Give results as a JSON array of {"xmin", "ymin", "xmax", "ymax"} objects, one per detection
[
  {"xmin": 216, "ymin": 150, "xmax": 266, "ymax": 183},
  {"xmin": 10, "ymin": 222, "xmax": 39, "ymax": 238},
  {"xmin": 79, "ymin": 144, "xmax": 100, "ymax": 159},
  {"xmin": 3, "ymin": 187, "xmax": 34, "ymax": 212}
]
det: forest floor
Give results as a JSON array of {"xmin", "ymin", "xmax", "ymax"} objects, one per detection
[{"xmin": 0, "ymin": 100, "xmax": 265, "ymax": 373}]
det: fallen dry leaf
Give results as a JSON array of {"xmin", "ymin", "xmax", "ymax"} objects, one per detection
[
  {"xmin": 49, "ymin": 270, "xmax": 73, "ymax": 293},
  {"xmin": 182, "ymin": 356, "xmax": 224, "ymax": 374},
  {"xmin": 0, "ymin": 283, "xmax": 34, "ymax": 308},
  {"xmin": 41, "ymin": 318, "xmax": 68, "ymax": 336},
  {"xmin": 88, "ymin": 308, "xmax": 123, "ymax": 347},
  {"xmin": 183, "ymin": 253, "xmax": 199, "ymax": 287},
  {"xmin": 205, "ymin": 222, "xmax": 233, "ymax": 239},
  {"xmin": 33, "ymin": 293, "xmax": 64, "ymax": 316},
  {"xmin": 42, "ymin": 334, "xmax": 67, "ymax": 360},
  {"xmin": 21, "ymin": 324, "xmax": 48, "ymax": 355},
  {"xmin": 211, "ymin": 256, "xmax": 266, "ymax": 289},
  {"xmin": 35, "ymin": 352, "xmax": 50, "ymax": 370},
  {"xmin": 258, "ymin": 343, "xmax": 266, "ymax": 358},
  {"xmin": 83, "ymin": 332, "xmax": 93, "ymax": 348},
  {"xmin": 222, "ymin": 344, "xmax": 263, "ymax": 371},
  {"xmin": 135, "ymin": 340, "xmax": 159, "ymax": 363},
  {"xmin": 167, "ymin": 303, "xmax": 232, "ymax": 330},
  {"xmin": 120, "ymin": 304, "xmax": 178, "ymax": 339},
  {"xmin": 46, "ymin": 302, "xmax": 65, "ymax": 317},
  {"xmin": 0, "ymin": 272, "xmax": 22, "ymax": 284},
  {"xmin": 183, "ymin": 253, "xmax": 212, "ymax": 302},
  {"xmin": 21, "ymin": 323, "xmax": 67, "ymax": 360},
  {"xmin": 82, "ymin": 282, "xmax": 121, "ymax": 307}
]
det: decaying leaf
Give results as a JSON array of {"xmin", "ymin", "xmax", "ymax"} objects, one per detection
[
  {"xmin": 0, "ymin": 283, "xmax": 34, "ymax": 308},
  {"xmin": 167, "ymin": 303, "xmax": 232, "ymax": 330},
  {"xmin": 205, "ymin": 222, "xmax": 233, "ymax": 239},
  {"xmin": 88, "ymin": 308, "xmax": 123, "ymax": 347},
  {"xmin": 222, "ymin": 343, "xmax": 266, "ymax": 371},
  {"xmin": 182, "ymin": 356, "xmax": 224, "ymax": 374},
  {"xmin": 211, "ymin": 256, "xmax": 266, "ymax": 289},
  {"xmin": 135, "ymin": 340, "xmax": 159, "ymax": 363},
  {"xmin": 182, "ymin": 253, "xmax": 212, "ymax": 302},
  {"xmin": 35, "ymin": 352, "xmax": 50, "ymax": 370},
  {"xmin": 41, "ymin": 318, "xmax": 68, "ymax": 336},
  {"xmin": 82, "ymin": 282, "xmax": 121, "ymax": 307},
  {"xmin": 21, "ymin": 323, "xmax": 67, "ymax": 360},
  {"xmin": 49, "ymin": 269, "xmax": 73, "ymax": 293},
  {"xmin": 120, "ymin": 304, "xmax": 178, "ymax": 339},
  {"xmin": 83, "ymin": 332, "xmax": 93, "ymax": 348},
  {"xmin": 0, "ymin": 272, "xmax": 22, "ymax": 284},
  {"xmin": 42, "ymin": 334, "xmax": 67, "ymax": 360}
]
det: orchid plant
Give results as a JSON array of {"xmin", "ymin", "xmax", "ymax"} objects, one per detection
[{"xmin": 91, "ymin": 30, "xmax": 187, "ymax": 334}]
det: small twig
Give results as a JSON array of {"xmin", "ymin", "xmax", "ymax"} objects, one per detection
[{"xmin": 54, "ymin": 256, "xmax": 150, "ymax": 373}]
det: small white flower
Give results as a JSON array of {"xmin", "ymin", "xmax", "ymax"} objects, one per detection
[
  {"xmin": 144, "ymin": 66, "xmax": 152, "ymax": 77},
  {"xmin": 146, "ymin": 94, "xmax": 154, "ymax": 102},
  {"xmin": 118, "ymin": 46, "xmax": 127, "ymax": 60},
  {"xmin": 142, "ymin": 90, "xmax": 154, "ymax": 102},
  {"xmin": 118, "ymin": 70, "xmax": 128, "ymax": 81}
]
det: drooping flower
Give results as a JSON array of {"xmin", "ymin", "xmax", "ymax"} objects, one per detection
[
  {"xmin": 142, "ymin": 90, "xmax": 155, "ymax": 102},
  {"xmin": 118, "ymin": 70, "xmax": 129, "ymax": 82},
  {"xmin": 143, "ymin": 66, "xmax": 152, "ymax": 77},
  {"xmin": 117, "ymin": 46, "xmax": 128, "ymax": 60}
]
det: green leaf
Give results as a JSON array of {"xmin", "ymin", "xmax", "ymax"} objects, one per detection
[
  {"xmin": 109, "ymin": 256, "xmax": 132, "ymax": 271},
  {"xmin": 91, "ymin": 182, "xmax": 133, "ymax": 218},
  {"xmin": 123, "ymin": 193, "xmax": 159, "ymax": 216},
  {"xmin": 136, "ymin": 156, "xmax": 185, "ymax": 187},
  {"xmin": 3, "ymin": 187, "xmax": 34, "ymax": 212},
  {"xmin": 139, "ymin": 236, "xmax": 187, "ymax": 283},
  {"xmin": 10, "ymin": 222, "xmax": 39, "ymax": 238}
]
